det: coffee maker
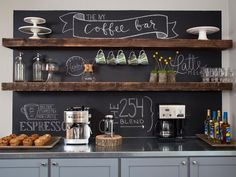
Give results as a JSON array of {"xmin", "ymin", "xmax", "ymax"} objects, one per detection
[
  {"xmin": 157, "ymin": 105, "xmax": 186, "ymax": 138},
  {"xmin": 64, "ymin": 106, "xmax": 92, "ymax": 144}
]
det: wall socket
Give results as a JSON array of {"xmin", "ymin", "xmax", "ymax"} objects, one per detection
[{"xmin": 159, "ymin": 105, "xmax": 186, "ymax": 119}]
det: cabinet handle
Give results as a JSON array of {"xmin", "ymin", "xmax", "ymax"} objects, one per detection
[
  {"xmin": 52, "ymin": 162, "xmax": 58, "ymax": 166},
  {"xmin": 192, "ymin": 161, "xmax": 197, "ymax": 165},
  {"xmin": 181, "ymin": 161, "xmax": 186, "ymax": 165},
  {"xmin": 41, "ymin": 162, "xmax": 47, "ymax": 166}
]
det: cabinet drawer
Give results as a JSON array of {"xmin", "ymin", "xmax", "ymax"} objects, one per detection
[
  {"xmin": 51, "ymin": 158, "xmax": 118, "ymax": 177},
  {"xmin": 190, "ymin": 157, "xmax": 236, "ymax": 177},
  {"xmin": 0, "ymin": 159, "xmax": 48, "ymax": 177},
  {"xmin": 121, "ymin": 158, "xmax": 188, "ymax": 177}
]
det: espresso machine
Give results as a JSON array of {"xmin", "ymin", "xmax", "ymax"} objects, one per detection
[
  {"xmin": 64, "ymin": 106, "xmax": 92, "ymax": 144},
  {"xmin": 157, "ymin": 105, "xmax": 186, "ymax": 138}
]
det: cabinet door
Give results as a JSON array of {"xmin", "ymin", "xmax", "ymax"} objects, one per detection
[
  {"xmin": 121, "ymin": 158, "xmax": 188, "ymax": 177},
  {"xmin": 190, "ymin": 157, "xmax": 236, "ymax": 177},
  {"xmin": 51, "ymin": 158, "xmax": 118, "ymax": 177},
  {"xmin": 0, "ymin": 159, "xmax": 48, "ymax": 177}
]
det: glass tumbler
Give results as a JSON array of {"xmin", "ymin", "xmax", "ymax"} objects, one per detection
[
  {"xmin": 218, "ymin": 68, "xmax": 226, "ymax": 82},
  {"xmin": 201, "ymin": 67, "xmax": 210, "ymax": 82},
  {"xmin": 226, "ymin": 68, "xmax": 235, "ymax": 82}
]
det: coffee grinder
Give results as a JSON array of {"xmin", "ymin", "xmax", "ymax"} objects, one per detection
[
  {"xmin": 157, "ymin": 105, "xmax": 186, "ymax": 138},
  {"xmin": 64, "ymin": 106, "xmax": 92, "ymax": 144}
]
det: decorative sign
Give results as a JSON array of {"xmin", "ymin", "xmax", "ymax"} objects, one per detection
[
  {"xmin": 66, "ymin": 56, "xmax": 87, "ymax": 76},
  {"xmin": 19, "ymin": 103, "xmax": 64, "ymax": 132},
  {"xmin": 152, "ymin": 50, "xmax": 205, "ymax": 76},
  {"xmin": 59, "ymin": 12, "xmax": 178, "ymax": 39},
  {"xmin": 13, "ymin": 10, "xmax": 222, "ymax": 137},
  {"xmin": 171, "ymin": 53, "xmax": 204, "ymax": 76},
  {"xmin": 21, "ymin": 104, "xmax": 58, "ymax": 120},
  {"xmin": 108, "ymin": 96, "xmax": 154, "ymax": 133}
]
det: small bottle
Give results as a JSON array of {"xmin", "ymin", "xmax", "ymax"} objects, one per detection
[
  {"xmin": 210, "ymin": 111, "xmax": 219, "ymax": 143},
  {"xmin": 14, "ymin": 52, "xmax": 25, "ymax": 82},
  {"xmin": 33, "ymin": 53, "xmax": 43, "ymax": 81},
  {"xmin": 204, "ymin": 109, "xmax": 211, "ymax": 136},
  {"xmin": 209, "ymin": 120, "xmax": 213, "ymax": 140},
  {"xmin": 81, "ymin": 64, "xmax": 96, "ymax": 82},
  {"xmin": 216, "ymin": 110, "xmax": 222, "ymax": 142},
  {"xmin": 209, "ymin": 111, "xmax": 216, "ymax": 143},
  {"xmin": 222, "ymin": 112, "xmax": 231, "ymax": 144}
]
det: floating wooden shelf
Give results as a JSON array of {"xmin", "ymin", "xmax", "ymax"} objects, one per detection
[
  {"xmin": 2, "ymin": 38, "xmax": 233, "ymax": 50},
  {"xmin": 1, "ymin": 82, "xmax": 232, "ymax": 92}
]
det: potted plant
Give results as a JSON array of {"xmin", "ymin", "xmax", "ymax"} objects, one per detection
[
  {"xmin": 149, "ymin": 69, "xmax": 158, "ymax": 83},
  {"xmin": 152, "ymin": 51, "xmax": 176, "ymax": 83},
  {"xmin": 157, "ymin": 69, "xmax": 167, "ymax": 83},
  {"xmin": 167, "ymin": 70, "xmax": 176, "ymax": 83}
]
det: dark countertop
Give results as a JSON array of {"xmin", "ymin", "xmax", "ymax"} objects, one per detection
[{"xmin": 1, "ymin": 137, "xmax": 236, "ymax": 159}]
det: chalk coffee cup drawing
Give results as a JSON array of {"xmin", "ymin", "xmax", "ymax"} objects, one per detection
[{"xmin": 21, "ymin": 104, "xmax": 39, "ymax": 120}]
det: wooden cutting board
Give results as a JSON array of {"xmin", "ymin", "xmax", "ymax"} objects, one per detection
[
  {"xmin": 196, "ymin": 134, "xmax": 236, "ymax": 147},
  {"xmin": 96, "ymin": 134, "xmax": 122, "ymax": 147}
]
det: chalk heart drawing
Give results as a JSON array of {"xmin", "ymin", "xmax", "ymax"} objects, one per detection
[
  {"xmin": 66, "ymin": 56, "xmax": 87, "ymax": 77},
  {"xmin": 21, "ymin": 104, "xmax": 39, "ymax": 120},
  {"xmin": 59, "ymin": 12, "xmax": 178, "ymax": 39}
]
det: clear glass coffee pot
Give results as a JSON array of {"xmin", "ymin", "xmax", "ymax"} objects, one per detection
[{"xmin": 99, "ymin": 115, "xmax": 114, "ymax": 137}]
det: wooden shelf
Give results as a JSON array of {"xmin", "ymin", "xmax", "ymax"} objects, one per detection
[
  {"xmin": 1, "ymin": 82, "xmax": 232, "ymax": 92},
  {"xmin": 2, "ymin": 38, "xmax": 233, "ymax": 50}
]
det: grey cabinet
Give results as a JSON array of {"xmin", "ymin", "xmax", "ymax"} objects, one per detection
[
  {"xmin": 51, "ymin": 158, "xmax": 118, "ymax": 177},
  {"xmin": 0, "ymin": 159, "xmax": 48, "ymax": 177},
  {"xmin": 121, "ymin": 158, "xmax": 188, "ymax": 177},
  {"xmin": 190, "ymin": 157, "xmax": 236, "ymax": 177}
]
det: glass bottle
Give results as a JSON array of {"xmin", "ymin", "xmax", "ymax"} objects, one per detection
[
  {"xmin": 221, "ymin": 112, "xmax": 231, "ymax": 144},
  {"xmin": 81, "ymin": 64, "xmax": 96, "ymax": 82},
  {"xmin": 204, "ymin": 109, "xmax": 211, "ymax": 136},
  {"xmin": 216, "ymin": 110, "xmax": 222, "ymax": 142},
  {"xmin": 210, "ymin": 111, "xmax": 219, "ymax": 143},
  {"xmin": 33, "ymin": 53, "xmax": 43, "ymax": 81},
  {"xmin": 14, "ymin": 52, "xmax": 25, "ymax": 82}
]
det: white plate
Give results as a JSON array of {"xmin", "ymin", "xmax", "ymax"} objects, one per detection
[
  {"xmin": 186, "ymin": 26, "xmax": 220, "ymax": 40},
  {"xmin": 24, "ymin": 17, "xmax": 46, "ymax": 26},
  {"xmin": 18, "ymin": 26, "xmax": 52, "ymax": 39}
]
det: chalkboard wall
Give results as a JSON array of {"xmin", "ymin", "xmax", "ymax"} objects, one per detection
[{"xmin": 13, "ymin": 10, "xmax": 222, "ymax": 137}]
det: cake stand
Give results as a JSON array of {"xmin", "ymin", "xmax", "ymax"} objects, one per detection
[
  {"xmin": 24, "ymin": 17, "xmax": 46, "ymax": 26},
  {"xmin": 18, "ymin": 26, "xmax": 52, "ymax": 39},
  {"xmin": 186, "ymin": 26, "xmax": 220, "ymax": 40}
]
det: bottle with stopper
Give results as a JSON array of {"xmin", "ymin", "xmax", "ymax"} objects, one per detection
[
  {"xmin": 33, "ymin": 53, "xmax": 43, "ymax": 81},
  {"xmin": 14, "ymin": 52, "xmax": 25, "ymax": 82}
]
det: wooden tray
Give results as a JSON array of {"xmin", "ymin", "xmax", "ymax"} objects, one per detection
[
  {"xmin": 196, "ymin": 134, "xmax": 236, "ymax": 147},
  {"xmin": 0, "ymin": 136, "xmax": 61, "ymax": 149}
]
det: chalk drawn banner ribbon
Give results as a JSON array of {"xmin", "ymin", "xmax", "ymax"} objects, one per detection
[{"xmin": 60, "ymin": 12, "xmax": 178, "ymax": 39}]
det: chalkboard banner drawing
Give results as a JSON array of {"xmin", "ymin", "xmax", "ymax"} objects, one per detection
[
  {"xmin": 108, "ymin": 96, "xmax": 154, "ymax": 133},
  {"xmin": 21, "ymin": 103, "xmax": 58, "ymax": 120},
  {"xmin": 66, "ymin": 56, "xmax": 88, "ymax": 76},
  {"xmin": 59, "ymin": 12, "xmax": 178, "ymax": 39}
]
